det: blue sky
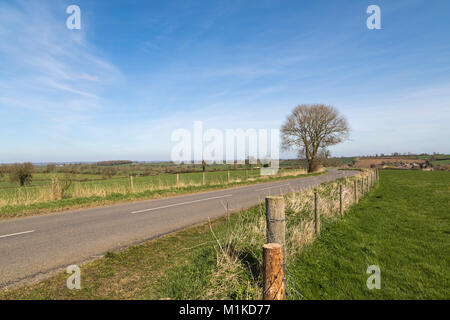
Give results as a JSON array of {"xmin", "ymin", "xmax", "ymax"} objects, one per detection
[{"xmin": 0, "ymin": 0, "xmax": 449, "ymax": 162}]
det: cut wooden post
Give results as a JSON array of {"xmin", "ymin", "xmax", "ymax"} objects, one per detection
[
  {"xmin": 176, "ymin": 173, "xmax": 179, "ymax": 187},
  {"xmin": 227, "ymin": 170, "xmax": 230, "ymax": 183},
  {"xmin": 314, "ymin": 192, "xmax": 320, "ymax": 235},
  {"xmin": 130, "ymin": 175, "xmax": 134, "ymax": 193},
  {"xmin": 202, "ymin": 172, "xmax": 206, "ymax": 185},
  {"xmin": 361, "ymin": 179, "xmax": 364, "ymax": 195},
  {"xmin": 263, "ymin": 243, "xmax": 284, "ymax": 300},
  {"xmin": 354, "ymin": 180, "xmax": 358, "ymax": 203},
  {"xmin": 339, "ymin": 184, "xmax": 343, "ymax": 215}
]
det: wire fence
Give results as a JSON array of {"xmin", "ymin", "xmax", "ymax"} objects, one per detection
[
  {"xmin": 205, "ymin": 168, "xmax": 378, "ymax": 300},
  {"xmin": 264, "ymin": 168, "xmax": 379, "ymax": 299}
]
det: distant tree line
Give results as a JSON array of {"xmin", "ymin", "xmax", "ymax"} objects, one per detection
[{"xmin": 95, "ymin": 160, "xmax": 133, "ymax": 166}]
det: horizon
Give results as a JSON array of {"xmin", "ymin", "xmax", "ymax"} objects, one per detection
[
  {"xmin": 1, "ymin": 0, "xmax": 450, "ymax": 162},
  {"xmin": 1, "ymin": 152, "xmax": 446, "ymax": 166}
]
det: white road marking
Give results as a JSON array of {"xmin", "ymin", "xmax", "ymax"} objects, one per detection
[
  {"xmin": 131, "ymin": 194, "xmax": 233, "ymax": 214},
  {"xmin": 256, "ymin": 184, "xmax": 290, "ymax": 192},
  {"xmin": 0, "ymin": 230, "xmax": 35, "ymax": 239}
]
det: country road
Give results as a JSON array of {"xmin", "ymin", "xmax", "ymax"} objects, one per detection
[{"xmin": 0, "ymin": 169, "xmax": 358, "ymax": 289}]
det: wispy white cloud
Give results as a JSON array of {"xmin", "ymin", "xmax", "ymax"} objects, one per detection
[{"xmin": 0, "ymin": 0, "xmax": 119, "ymax": 117}]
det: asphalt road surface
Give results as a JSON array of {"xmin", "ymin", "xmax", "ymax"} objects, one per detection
[{"xmin": 0, "ymin": 169, "xmax": 358, "ymax": 288}]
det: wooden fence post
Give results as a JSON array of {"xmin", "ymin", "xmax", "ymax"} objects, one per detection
[
  {"xmin": 361, "ymin": 179, "xmax": 364, "ymax": 196},
  {"xmin": 265, "ymin": 196, "xmax": 286, "ymax": 290},
  {"xmin": 314, "ymin": 192, "xmax": 320, "ymax": 235},
  {"xmin": 227, "ymin": 170, "xmax": 230, "ymax": 183},
  {"xmin": 263, "ymin": 243, "xmax": 284, "ymax": 300},
  {"xmin": 339, "ymin": 184, "xmax": 343, "ymax": 216},
  {"xmin": 202, "ymin": 172, "xmax": 206, "ymax": 185},
  {"xmin": 130, "ymin": 175, "xmax": 134, "ymax": 193},
  {"xmin": 354, "ymin": 180, "xmax": 358, "ymax": 203},
  {"xmin": 265, "ymin": 196, "xmax": 285, "ymax": 251}
]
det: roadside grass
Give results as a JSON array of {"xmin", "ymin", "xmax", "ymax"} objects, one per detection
[
  {"xmin": 0, "ymin": 209, "xmax": 249, "ymax": 299},
  {"xmin": 1, "ymin": 170, "xmax": 447, "ymax": 300},
  {"xmin": 0, "ymin": 169, "xmax": 321, "ymax": 220}
]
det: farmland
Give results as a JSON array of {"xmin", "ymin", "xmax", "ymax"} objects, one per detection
[
  {"xmin": 353, "ymin": 154, "xmax": 450, "ymax": 169},
  {"xmin": 353, "ymin": 157, "xmax": 425, "ymax": 168}
]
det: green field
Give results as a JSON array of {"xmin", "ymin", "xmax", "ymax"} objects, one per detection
[
  {"xmin": 0, "ymin": 169, "xmax": 261, "ymax": 190},
  {"xmin": 288, "ymin": 170, "xmax": 449, "ymax": 299},
  {"xmin": 1, "ymin": 170, "xmax": 447, "ymax": 299},
  {"xmin": 432, "ymin": 159, "xmax": 450, "ymax": 165}
]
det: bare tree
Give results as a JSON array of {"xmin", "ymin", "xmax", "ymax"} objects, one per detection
[{"xmin": 281, "ymin": 104, "xmax": 350, "ymax": 173}]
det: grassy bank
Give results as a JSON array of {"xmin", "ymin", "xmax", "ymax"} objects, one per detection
[
  {"xmin": 2, "ymin": 170, "xmax": 447, "ymax": 299},
  {"xmin": 0, "ymin": 169, "xmax": 323, "ymax": 220}
]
